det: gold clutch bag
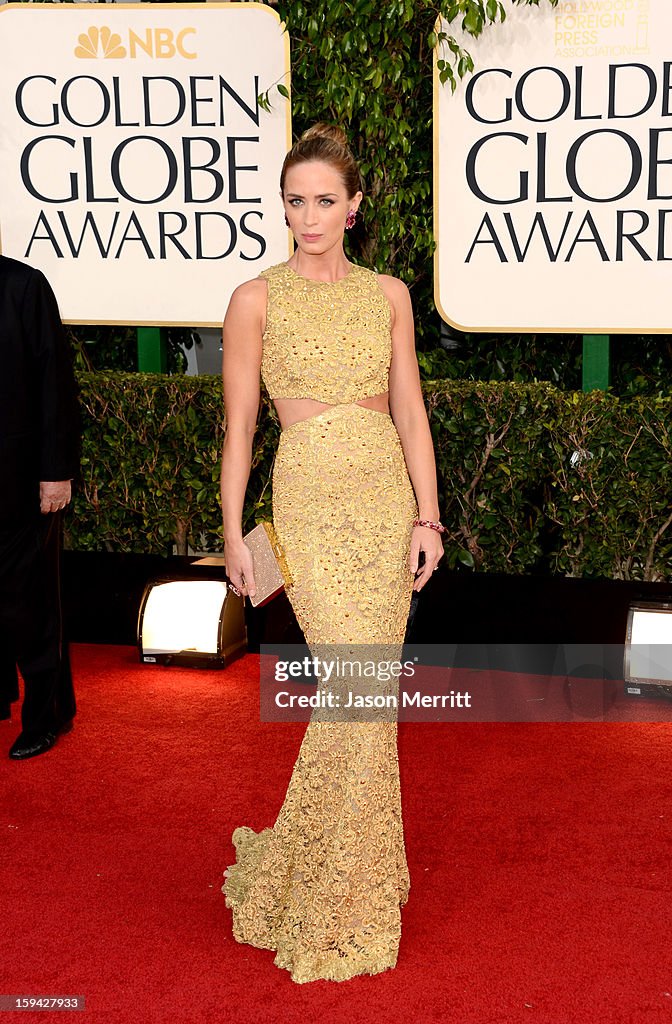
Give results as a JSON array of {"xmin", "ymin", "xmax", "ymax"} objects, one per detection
[{"xmin": 242, "ymin": 521, "xmax": 293, "ymax": 608}]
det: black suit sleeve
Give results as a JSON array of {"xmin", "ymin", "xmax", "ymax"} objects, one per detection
[{"xmin": 20, "ymin": 269, "xmax": 80, "ymax": 482}]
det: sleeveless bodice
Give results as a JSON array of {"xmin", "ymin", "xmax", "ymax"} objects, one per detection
[{"xmin": 259, "ymin": 262, "xmax": 391, "ymax": 403}]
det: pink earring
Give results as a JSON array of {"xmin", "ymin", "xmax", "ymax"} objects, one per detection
[{"xmin": 345, "ymin": 209, "xmax": 357, "ymax": 230}]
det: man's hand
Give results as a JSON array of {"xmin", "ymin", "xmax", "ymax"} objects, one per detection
[{"xmin": 40, "ymin": 480, "xmax": 72, "ymax": 514}]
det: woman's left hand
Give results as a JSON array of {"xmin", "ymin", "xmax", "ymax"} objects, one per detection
[{"xmin": 410, "ymin": 526, "xmax": 445, "ymax": 592}]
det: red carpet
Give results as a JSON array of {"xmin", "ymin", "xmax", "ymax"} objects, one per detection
[{"xmin": 1, "ymin": 645, "xmax": 671, "ymax": 1024}]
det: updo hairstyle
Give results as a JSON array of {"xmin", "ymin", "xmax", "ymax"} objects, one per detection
[{"xmin": 280, "ymin": 123, "xmax": 363, "ymax": 200}]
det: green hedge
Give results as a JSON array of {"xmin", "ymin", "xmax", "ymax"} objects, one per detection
[
  {"xmin": 68, "ymin": 373, "xmax": 672, "ymax": 582},
  {"xmin": 546, "ymin": 393, "xmax": 672, "ymax": 579}
]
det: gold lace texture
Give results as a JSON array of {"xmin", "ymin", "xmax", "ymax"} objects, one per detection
[
  {"xmin": 222, "ymin": 263, "xmax": 418, "ymax": 984},
  {"xmin": 259, "ymin": 262, "xmax": 391, "ymax": 403}
]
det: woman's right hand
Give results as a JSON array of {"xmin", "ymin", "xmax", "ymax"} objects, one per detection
[{"xmin": 224, "ymin": 539, "xmax": 257, "ymax": 600}]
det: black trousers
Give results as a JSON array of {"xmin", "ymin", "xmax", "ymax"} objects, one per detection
[{"xmin": 0, "ymin": 512, "xmax": 76, "ymax": 735}]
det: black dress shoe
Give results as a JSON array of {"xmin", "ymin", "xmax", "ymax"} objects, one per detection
[
  {"xmin": 9, "ymin": 730, "xmax": 58, "ymax": 760},
  {"xmin": 8, "ymin": 716, "xmax": 74, "ymax": 760}
]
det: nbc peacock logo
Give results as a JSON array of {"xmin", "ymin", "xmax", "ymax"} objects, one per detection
[
  {"xmin": 73, "ymin": 25, "xmax": 197, "ymax": 59},
  {"xmin": 75, "ymin": 26, "xmax": 127, "ymax": 59}
]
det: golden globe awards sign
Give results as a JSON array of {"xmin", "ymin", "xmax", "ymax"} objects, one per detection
[
  {"xmin": 435, "ymin": 0, "xmax": 670, "ymax": 333},
  {"xmin": 0, "ymin": 3, "xmax": 290, "ymax": 325}
]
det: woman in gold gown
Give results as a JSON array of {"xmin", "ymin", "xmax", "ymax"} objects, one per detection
[{"xmin": 220, "ymin": 125, "xmax": 444, "ymax": 984}]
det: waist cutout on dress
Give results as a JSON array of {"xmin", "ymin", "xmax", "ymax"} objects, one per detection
[{"xmin": 279, "ymin": 402, "xmax": 392, "ymax": 437}]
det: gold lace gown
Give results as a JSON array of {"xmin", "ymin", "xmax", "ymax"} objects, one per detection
[{"xmin": 222, "ymin": 262, "xmax": 418, "ymax": 984}]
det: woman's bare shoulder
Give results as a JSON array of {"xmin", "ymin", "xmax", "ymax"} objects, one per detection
[
  {"xmin": 375, "ymin": 273, "xmax": 410, "ymax": 303},
  {"xmin": 225, "ymin": 276, "xmax": 268, "ymax": 318},
  {"xmin": 375, "ymin": 274, "xmax": 412, "ymax": 324},
  {"xmin": 232, "ymin": 276, "xmax": 268, "ymax": 302}
]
